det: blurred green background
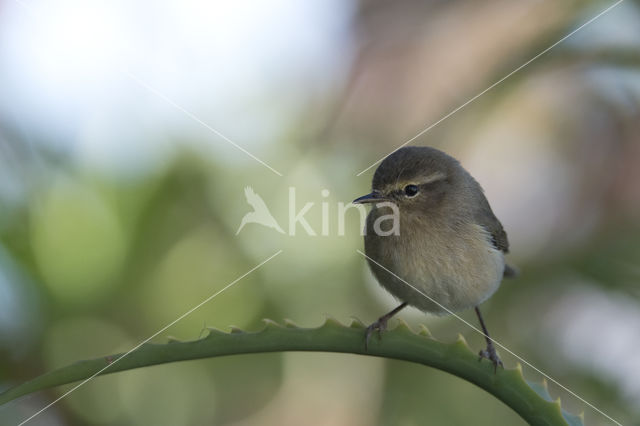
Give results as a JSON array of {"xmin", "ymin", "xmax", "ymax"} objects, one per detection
[{"xmin": 1, "ymin": 0, "xmax": 639, "ymax": 425}]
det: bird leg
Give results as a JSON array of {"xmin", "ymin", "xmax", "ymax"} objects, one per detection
[
  {"xmin": 365, "ymin": 302, "xmax": 408, "ymax": 350},
  {"xmin": 475, "ymin": 306, "xmax": 503, "ymax": 372}
]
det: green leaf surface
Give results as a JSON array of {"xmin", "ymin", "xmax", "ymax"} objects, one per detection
[{"xmin": 0, "ymin": 319, "xmax": 583, "ymax": 425}]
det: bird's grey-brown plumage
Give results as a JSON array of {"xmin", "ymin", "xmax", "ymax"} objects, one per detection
[{"xmin": 355, "ymin": 146, "xmax": 512, "ymax": 369}]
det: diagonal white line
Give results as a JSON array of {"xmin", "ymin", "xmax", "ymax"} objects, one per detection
[
  {"xmin": 124, "ymin": 71, "xmax": 283, "ymax": 177},
  {"xmin": 357, "ymin": 249, "xmax": 622, "ymax": 425},
  {"xmin": 18, "ymin": 250, "xmax": 283, "ymax": 426},
  {"xmin": 356, "ymin": 0, "xmax": 624, "ymax": 177}
]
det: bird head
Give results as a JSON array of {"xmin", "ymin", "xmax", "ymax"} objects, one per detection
[{"xmin": 353, "ymin": 146, "xmax": 463, "ymax": 214}]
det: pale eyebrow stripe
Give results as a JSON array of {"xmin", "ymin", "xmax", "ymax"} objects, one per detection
[
  {"xmin": 416, "ymin": 171, "xmax": 446, "ymax": 185},
  {"xmin": 391, "ymin": 171, "xmax": 445, "ymax": 192}
]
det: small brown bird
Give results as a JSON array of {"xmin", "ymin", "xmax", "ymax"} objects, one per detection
[{"xmin": 354, "ymin": 146, "xmax": 516, "ymax": 370}]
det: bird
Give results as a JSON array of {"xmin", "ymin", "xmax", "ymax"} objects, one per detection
[
  {"xmin": 236, "ymin": 186, "xmax": 285, "ymax": 235},
  {"xmin": 353, "ymin": 146, "xmax": 516, "ymax": 370}
]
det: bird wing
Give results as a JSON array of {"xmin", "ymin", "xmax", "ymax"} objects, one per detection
[
  {"xmin": 244, "ymin": 186, "xmax": 270, "ymax": 212},
  {"xmin": 473, "ymin": 194, "xmax": 509, "ymax": 254},
  {"xmin": 487, "ymin": 219, "xmax": 509, "ymax": 254},
  {"xmin": 472, "ymin": 193, "xmax": 517, "ymax": 278}
]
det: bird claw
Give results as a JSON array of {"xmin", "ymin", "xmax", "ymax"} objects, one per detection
[
  {"xmin": 365, "ymin": 317, "xmax": 389, "ymax": 351},
  {"xmin": 478, "ymin": 346, "xmax": 503, "ymax": 373}
]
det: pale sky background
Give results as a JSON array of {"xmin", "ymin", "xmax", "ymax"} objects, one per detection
[{"xmin": 0, "ymin": 0, "xmax": 353, "ymax": 175}]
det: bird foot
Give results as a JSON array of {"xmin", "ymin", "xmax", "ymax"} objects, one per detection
[
  {"xmin": 365, "ymin": 317, "xmax": 389, "ymax": 351},
  {"xmin": 478, "ymin": 344, "xmax": 503, "ymax": 373}
]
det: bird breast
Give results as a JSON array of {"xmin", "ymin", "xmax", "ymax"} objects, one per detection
[{"xmin": 364, "ymin": 209, "xmax": 504, "ymax": 314}]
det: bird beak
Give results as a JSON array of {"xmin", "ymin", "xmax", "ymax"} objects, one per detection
[{"xmin": 353, "ymin": 191, "xmax": 388, "ymax": 204}]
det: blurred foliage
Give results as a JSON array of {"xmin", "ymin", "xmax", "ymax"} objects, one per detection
[{"xmin": 1, "ymin": 0, "xmax": 639, "ymax": 425}]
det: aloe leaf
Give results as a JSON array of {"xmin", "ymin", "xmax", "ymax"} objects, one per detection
[{"xmin": 0, "ymin": 319, "xmax": 583, "ymax": 425}]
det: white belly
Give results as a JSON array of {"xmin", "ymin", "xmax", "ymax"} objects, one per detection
[{"xmin": 365, "ymin": 220, "xmax": 505, "ymax": 314}]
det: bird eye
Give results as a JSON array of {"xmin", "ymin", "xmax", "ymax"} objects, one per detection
[{"xmin": 404, "ymin": 184, "xmax": 419, "ymax": 197}]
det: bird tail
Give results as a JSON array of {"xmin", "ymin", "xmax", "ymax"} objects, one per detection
[{"xmin": 503, "ymin": 264, "xmax": 519, "ymax": 278}]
